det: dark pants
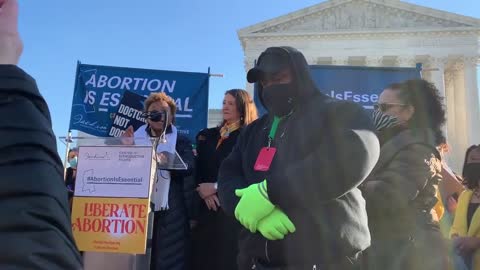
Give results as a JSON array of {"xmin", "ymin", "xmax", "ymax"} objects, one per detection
[
  {"xmin": 150, "ymin": 209, "xmax": 191, "ymax": 270},
  {"xmin": 191, "ymin": 207, "xmax": 240, "ymax": 270}
]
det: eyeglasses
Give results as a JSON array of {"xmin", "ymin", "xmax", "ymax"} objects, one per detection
[
  {"xmin": 373, "ymin": 103, "xmax": 407, "ymax": 112},
  {"xmin": 143, "ymin": 110, "xmax": 167, "ymax": 122}
]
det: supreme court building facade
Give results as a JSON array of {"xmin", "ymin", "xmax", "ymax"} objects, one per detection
[{"xmin": 238, "ymin": 0, "xmax": 480, "ymax": 171}]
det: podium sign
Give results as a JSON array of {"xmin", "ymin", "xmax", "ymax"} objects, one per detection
[
  {"xmin": 74, "ymin": 146, "xmax": 154, "ymax": 198},
  {"xmin": 65, "ymin": 137, "xmax": 159, "ymax": 254},
  {"xmin": 71, "ymin": 144, "xmax": 155, "ymax": 254},
  {"xmin": 62, "ymin": 136, "xmax": 187, "ymax": 255},
  {"xmin": 71, "ymin": 197, "xmax": 150, "ymax": 254}
]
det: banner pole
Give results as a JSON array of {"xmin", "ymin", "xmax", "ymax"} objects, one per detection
[
  {"xmin": 416, "ymin": 63, "xmax": 424, "ymax": 79},
  {"xmin": 63, "ymin": 130, "xmax": 73, "ymax": 180},
  {"xmin": 64, "ymin": 61, "xmax": 82, "ymax": 179}
]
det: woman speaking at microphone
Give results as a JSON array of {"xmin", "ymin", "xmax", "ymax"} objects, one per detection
[{"xmin": 122, "ymin": 92, "xmax": 195, "ymax": 270}]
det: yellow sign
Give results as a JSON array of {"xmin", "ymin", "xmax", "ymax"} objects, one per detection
[{"xmin": 71, "ymin": 197, "xmax": 150, "ymax": 254}]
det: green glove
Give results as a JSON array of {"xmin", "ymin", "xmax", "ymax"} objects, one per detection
[
  {"xmin": 235, "ymin": 180, "xmax": 274, "ymax": 233},
  {"xmin": 258, "ymin": 207, "xmax": 296, "ymax": 240}
]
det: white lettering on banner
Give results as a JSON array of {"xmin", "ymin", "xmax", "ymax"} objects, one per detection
[
  {"xmin": 175, "ymin": 98, "xmax": 195, "ymax": 118},
  {"xmin": 175, "ymin": 97, "xmax": 191, "ymax": 112},
  {"xmin": 99, "ymin": 92, "xmax": 111, "ymax": 106},
  {"xmin": 147, "ymin": 79, "xmax": 161, "ymax": 92},
  {"xmin": 82, "ymin": 74, "xmax": 192, "ymax": 113},
  {"xmin": 110, "ymin": 93, "xmax": 121, "ymax": 106},
  {"xmin": 183, "ymin": 97, "xmax": 193, "ymax": 112},
  {"xmin": 84, "ymin": 91, "xmax": 96, "ymax": 105},
  {"xmin": 84, "ymin": 74, "xmax": 177, "ymax": 92},
  {"xmin": 121, "ymin": 77, "xmax": 133, "ymax": 90},
  {"xmin": 133, "ymin": 78, "xmax": 143, "ymax": 90},
  {"xmin": 85, "ymin": 74, "xmax": 96, "ymax": 87},
  {"xmin": 329, "ymin": 90, "xmax": 379, "ymax": 104},
  {"xmin": 162, "ymin": 81, "xmax": 175, "ymax": 93},
  {"xmin": 97, "ymin": 75, "xmax": 108, "ymax": 88},
  {"xmin": 99, "ymin": 92, "xmax": 121, "ymax": 107},
  {"xmin": 107, "ymin": 76, "xmax": 122, "ymax": 89}
]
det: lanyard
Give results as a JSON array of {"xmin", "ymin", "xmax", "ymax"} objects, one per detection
[{"xmin": 268, "ymin": 116, "xmax": 281, "ymax": 148}]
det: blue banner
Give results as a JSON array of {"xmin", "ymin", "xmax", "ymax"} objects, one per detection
[
  {"xmin": 69, "ymin": 63, "xmax": 209, "ymax": 142},
  {"xmin": 254, "ymin": 65, "xmax": 421, "ymax": 115}
]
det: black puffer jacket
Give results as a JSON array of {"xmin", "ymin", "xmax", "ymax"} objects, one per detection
[
  {"xmin": 218, "ymin": 47, "xmax": 380, "ymax": 267},
  {"xmin": 150, "ymin": 134, "xmax": 195, "ymax": 270},
  {"xmin": 0, "ymin": 65, "xmax": 83, "ymax": 269}
]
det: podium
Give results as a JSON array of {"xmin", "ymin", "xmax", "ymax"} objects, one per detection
[{"xmin": 59, "ymin": 136, "xmax": 188, "ymax": 270}]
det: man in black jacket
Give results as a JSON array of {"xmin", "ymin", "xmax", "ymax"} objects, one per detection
[
  {"xmin": 0, "ymin": 0, "xmax": 83, "ymax": 269},
  {"xmin": 218, "ymin": 46, "xmax": 380, "ymax": 269}
]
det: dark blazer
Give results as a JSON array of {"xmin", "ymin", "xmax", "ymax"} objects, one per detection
[
  {"xmin": 195, "ymin": 127, "xmax": 241, "ymax": 185},
  {"xmin": 0, "ymin": 65, "xmax": 82, "ymax": 269},
  {"xmin": 192, "ymin": 127, "xmax": 241, "ymax": 270}
]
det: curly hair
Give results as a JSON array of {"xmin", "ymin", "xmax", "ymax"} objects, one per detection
[
  {"xmin": 462, "ymin": 145, "xmax": 480, "ymax": 190},
  {"xmin": 144, "ymin": 92, "xmax": 177, "ymax": 123},
  {"xmin": 388, "ymin": 79, "xmax": 446, "ymax": 146}
]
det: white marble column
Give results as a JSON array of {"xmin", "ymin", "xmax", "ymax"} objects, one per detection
[
  {"xmin": 428, "ymin": 57, "xmax": 448, "ymax": 141},
  {"xmin": 244, "ymin": 57, "xmax": 256, "ymax": 97},
  {"xmin": 245, "ymin": 83, "xmax": 255, "ymax": 99},
  {"xmin": 429, "ymin": 58, "xmax": 447, "ymax": 98},
  {"xmin": 463, "ymin": 56, "xmax": 480, "ymax": 146},
  {"xmin": 452, "ymin": 61, "xmax": 469, "ymax": 169},
  {"xmin": 444, "ymin": 71, "xmax": 459, "ymax": 170}
]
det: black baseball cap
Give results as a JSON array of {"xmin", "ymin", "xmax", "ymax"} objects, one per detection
[{"xmin": 247, "ymin": 47, "xmax": 291, "ymax": 83}]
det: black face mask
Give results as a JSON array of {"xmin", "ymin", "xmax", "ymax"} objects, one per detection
[
  {"xmin": 143, "ymin": 110, "xmax": 167, "ymax": 122},
  {"xmin": 262, "ymin": 83, "xmax": 297, "ymax": 116}
]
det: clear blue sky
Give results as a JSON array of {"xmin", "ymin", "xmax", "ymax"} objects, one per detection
[{"xmin": 18, "ymin": 0, "xmax": 479, "ymax": 157}]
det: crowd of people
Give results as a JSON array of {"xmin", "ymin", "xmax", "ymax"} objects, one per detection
[{"xmin": 2, "ymin": 0, "xmax": 480, "ymax": 269}]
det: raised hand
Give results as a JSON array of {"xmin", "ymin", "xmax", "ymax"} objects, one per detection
[
  {"xmin": 0, "ymin": 0, "xmax": 22, "ymax": 65},
  {"xmin": 121, "ymin": 125, "xmax": 135, "ymax": 145}
]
